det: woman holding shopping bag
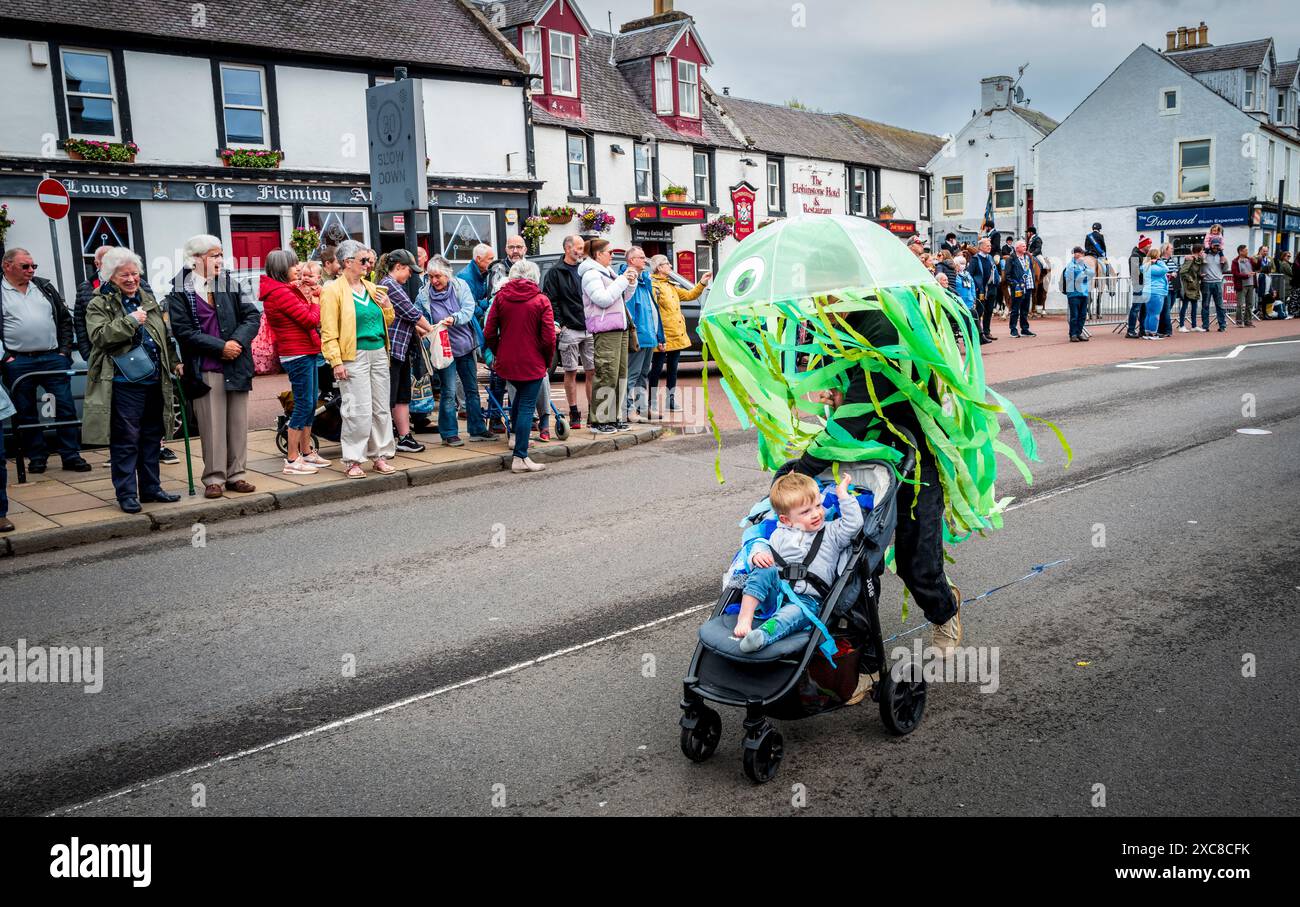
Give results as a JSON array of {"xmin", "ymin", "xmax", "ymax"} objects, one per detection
[{"xmin": 319, "ymin": 239, "xmax": 396, "ymax": 478}]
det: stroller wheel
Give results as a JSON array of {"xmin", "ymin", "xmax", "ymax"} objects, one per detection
[
  {"xmin": 554, "ymin": 416, "xmax": 571, "ymax": 441},
  {"xmin": 741, "ymin": 725, "xmax": 784, "ymax": 784},
  {"xmin": 679, "ymin": 706, "xmax": 722, "ymax": 763},
  {"xmin": 876, "ymin": 665, "xmax": 927, "ymax": 736},
  {"xmin": 275, "ymin": 424, "xmax": 289, "ymax": 456}
]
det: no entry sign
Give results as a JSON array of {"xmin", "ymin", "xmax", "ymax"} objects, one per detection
[{"xmin": 37, "ymin": 178, "xmax": 70, "ymax": 220}]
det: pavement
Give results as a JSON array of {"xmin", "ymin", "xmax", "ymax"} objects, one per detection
[
  {"xmin": 1, "ymin": 416, "xmax": 670, "ymax": 559},
  {"xmin": 1, "ymin": 334, "xmax": 1296, "ymax": 816}
]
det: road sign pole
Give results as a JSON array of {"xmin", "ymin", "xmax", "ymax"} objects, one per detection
[
  {"xmin": 392, "ymin": 67, "xmax": 423, "ymax": 304},
  {"xmin": 48, "ymin": 216, "xmax": 65, "ymax": 301}
]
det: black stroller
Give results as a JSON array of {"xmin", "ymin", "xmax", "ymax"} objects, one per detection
[
  {"xmin": 679, "ymin": 436, "xmax": 926, "ymax": 783},
  {"xmin": 275, "ymin": 387, "xmax": 343, "ymax": 456}
]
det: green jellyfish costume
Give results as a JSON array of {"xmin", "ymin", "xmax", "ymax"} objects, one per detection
[{"xmin": 697, "ymin": 215, "xmax": 1068, "ymax": 544}]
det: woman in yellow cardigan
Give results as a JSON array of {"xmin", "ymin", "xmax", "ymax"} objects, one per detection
[
  {"xmin": 647, "ymin": 254, "xmax": 711, "ymax": 418},
  {"xmin": 320, "ymin": 240, "xmax": 397, "ymax": 478}
]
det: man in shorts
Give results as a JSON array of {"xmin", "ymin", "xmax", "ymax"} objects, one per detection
[{"xmin": 542, "ymin": 234, "xmax": 593, "ymax": 428}]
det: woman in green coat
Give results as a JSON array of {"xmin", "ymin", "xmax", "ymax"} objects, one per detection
[{"xmin": 84, "ymin": 248, "xmax": 183, "ymax": 513}]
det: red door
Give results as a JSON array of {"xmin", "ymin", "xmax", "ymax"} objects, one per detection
[
  {"xmin": 231, "ymin": 230, "xmax": 281, "ymax": 273},
  {"xmin": 1025, "ymin": 190, "xmax": 1034, "ymax": 232}
]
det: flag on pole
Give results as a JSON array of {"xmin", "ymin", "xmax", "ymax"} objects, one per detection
[{"xmin": 981, "ymin": 187, "xmax": 995, "ymax": 236}]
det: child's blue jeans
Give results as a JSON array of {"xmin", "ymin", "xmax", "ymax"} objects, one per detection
[{"xmin": 743, "ymin": 566, "xmax": 820, "ymax": 644}]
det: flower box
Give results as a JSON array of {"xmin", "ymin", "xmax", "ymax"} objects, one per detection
[
  {"xmin": 64, "ymin": 139, "xmax": 138, "ymax": 163},
  {"xmin": 219, "ymin": 148, "xmax": 284, "ymax": 169}
]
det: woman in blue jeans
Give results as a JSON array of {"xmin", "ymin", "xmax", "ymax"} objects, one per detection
[{"xmin": 419, "ymin": 256, "xmax": 494, "ymax": 447}]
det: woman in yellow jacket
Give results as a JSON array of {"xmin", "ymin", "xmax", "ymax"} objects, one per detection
[
  {"xmin": 647, "ymin": 255, "xmax": 711, "ymax": 417},
  {"xmin": 320, "ymin": 239, "xmax": 397, "ymax": 478}
]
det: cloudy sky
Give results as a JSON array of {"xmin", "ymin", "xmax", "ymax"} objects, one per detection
[{"xmin": 590, "ymin": 0, "xmax": 1300, "ymax": 136}]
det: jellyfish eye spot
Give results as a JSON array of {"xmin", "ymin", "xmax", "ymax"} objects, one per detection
[{"xmin": 726, "ymin": 257, "xmax": 765, "ymax": 298}]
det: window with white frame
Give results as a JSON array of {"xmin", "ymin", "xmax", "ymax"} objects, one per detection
[
  {"xmin": 677, "ymin": 60, "xmax": 699, "ymax": 118},
  {"xmin": 767, "ymin": 158, "xmax": 784, "ymax": 211},
  {"xmin": 1245, "ymin": 71, "xmax": 1256, "ymax": 109},
  {"xmin": 1277, "ymin": 90, "xmax": 1287, "ymax": 124},
  {"xmin": 992, "ymin": 169, "xmax": 1015, "ymax": 210},
  {"xmin": 522, "ymin": 27, "xmax": 542, "ymax": 91},
  {"xmin": 1160, "ymin": 87, "xmax": 1180, "ymax": 115},
  {"xmin": 1178, "ymin": 139, "xmax": 1211, "ymax": 198},
  {"xmin": 693, "ymin": 150, "xmax": 711, "ymax": 204},
  {"xmin": 1266, "ymin": 139, "xmax": 1275, "ymax": 198},
  {"xmin": 220, "ymin": 64, "xmax": 269, "ymax": 147},
  {"xmin": 654, "ymin": 57, "xmax": 673, "ymax": 114},
  {"xmin": 549, "ymin": 31, "xmax": 576, "ymax": 97},
  {"xmin": 943, "ymin": 176, "xmax": 963, "ymax": 215},
  {"xmin": 695, "ymin": 241, "xmax": 713, "ymax": 276},
  {"xmin": 567, "ymin": 133, "xmax": 589, "ymax": 195},
  {"xmin": 61, "ymin": 49, "xmax": 118, "ymax": 138},
  {"xmin": 634, "ymin": 142, "xmax": 653, "ymax": 200},
  {"xmin": 439, "ymin": 210, "xmax": 496, "ymax": 264},
  {"xmin": 851, "ymin": 168, "xmax": 867, "ymax": 215},
  {"xmin": 305, "ymin": 208, "xmax": 369, "ymax": 245},
  {"xmin": 919, "ymin": 177, "xmax": 929, "ymax": 219}
]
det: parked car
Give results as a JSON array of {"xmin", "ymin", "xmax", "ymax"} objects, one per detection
[{"xmin": 531, "ymin": 253, "xmax": 710, "ymax": 364}]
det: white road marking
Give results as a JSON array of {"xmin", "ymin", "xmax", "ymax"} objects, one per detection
[
  {"xmin": 1237, "ymin": 428, "xmax": 1272, "ymax": 435},
  {"xmin": 48, "ymin": 601, "xmax": 713, "ymax": 816},
  {"xmin": 1116, "ymin": 338, "xmax": 1300, "ymax": 369}
]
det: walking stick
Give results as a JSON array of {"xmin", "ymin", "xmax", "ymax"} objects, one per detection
[{"xmin": 171, "ymin": 374, "xmax": 196, "ymax": 496}]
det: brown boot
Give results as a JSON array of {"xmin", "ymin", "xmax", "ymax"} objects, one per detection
[
  {"xmin": 930, "ymin": 584, "xmax": 964, "ymax": 655},
  {"xmin": 0, "ymin": 517, "xmax": 15, "ymax": 533},
  {"xmin": 846, "ymin": 671, "xmax": 879, "ymax": 705},
  {"xmin": 204, "ymin": 484, "xmax": 224, "ymax": 499}
]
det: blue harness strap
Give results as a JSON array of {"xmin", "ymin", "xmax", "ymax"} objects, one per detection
[{"xmin": 778, "ymin": 579, "xmax": 838, "ymax": 667}]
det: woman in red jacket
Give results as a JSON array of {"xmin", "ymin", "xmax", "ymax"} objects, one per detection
[
  {"xmin": 483, "ymin": 259, "xmax": 556, "ymax": 474},
  {"xmin": 260, "ymin": 250, "xmax": 330, "ymax": 474}
]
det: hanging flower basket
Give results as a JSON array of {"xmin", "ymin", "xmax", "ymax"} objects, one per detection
[
  {"xmin": 220, "ymin": 148, "xmax": 284, "ymax": 169},
  {"xmin": 523, "ymin": 216, "xmax": 550, "ymax": 255},
  {"xmin": 878, "ymin": 206, "xmax": 896, "ymax": 220},
  {"xmin": 579, "ymin": 207, "xmax": 616, "ymax": 234},
  {"xmin": 0, "ymin": 203, "xmax": 15, "ymax": 247},
  {"xmin": 64, "ymin": 138, "xmax": 138, "ymax": 163},
  {"xmin": 702, "ymin": 214, "xmax": 735, "ymax": 244},
  {"xmin": 291, "ymin": 227, "xmax": 321, "ymax": 263},
  {"xmin": 541, "ymin": 205, "xmax": 575, "ymax": 225}
]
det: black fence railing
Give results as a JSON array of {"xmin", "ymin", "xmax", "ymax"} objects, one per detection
[{"xmin": 5, "ymin": 365, "xmax": 87, "ymax": 484}]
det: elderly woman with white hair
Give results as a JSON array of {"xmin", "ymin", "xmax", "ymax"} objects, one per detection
[
  {"xmin": 165, "ymin": 233, "xmax": 262, "ymax": 499},
  {"xmin": 483, "ymin": 258, "xmax": 556, "ymax": 472},
  {"xmin": 84, "ymin": 247, "xmax": 183, "ymax": 512},
  {"xmin": 319, "ymin": 238, "xmax": 397, "ymax": 478}
]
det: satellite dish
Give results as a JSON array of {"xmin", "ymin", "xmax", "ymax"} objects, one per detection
[
  {"xmin": 1014, "ymin": 86, "xmax": 1025, "ymax": 103},
  {"xmin": 1153, "ymin": 191, "xmax": 1166, "ymax": 204}
]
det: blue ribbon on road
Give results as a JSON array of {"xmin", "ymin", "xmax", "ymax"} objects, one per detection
[{"xmin": 882, "ymin": 558, "xmax": 1071, "ymax": 645}]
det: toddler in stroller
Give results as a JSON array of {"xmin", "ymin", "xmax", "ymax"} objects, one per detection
[
  {"xmin": 734, "ymin": 470, "xmax": 861, "ymax": 653},
  {"xmin": 680, "ymin": 438, "xmax": 928, "ymax": 784}
]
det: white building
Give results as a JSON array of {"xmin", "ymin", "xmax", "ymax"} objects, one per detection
[
  {"xmin": 0, "ymin": 0, "xmax": 536, "ymax": 295},
  {"xmin": 927, "ymin": 76, "xmax": 1057, "ymax": 247},
  {"xmin": 480, "ymin": 0, "xmax": 939, "ymax": 278},
  {"xmin": 1036, "ymin": 24, "xmax": 1300, "ymax": 307}
]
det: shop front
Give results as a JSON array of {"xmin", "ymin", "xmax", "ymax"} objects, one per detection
[
  {"xmin": 872, "ymin": 217, "xmax": 918, "ymax": 239},
  {"xmin": 430, "ymin": 183, "xmax": 536, "ymax": 265},
  {"xmin": 624, "ymin": 202, "xmax": 710, "ymax": 278},
  {"xmin": 1133, "ymin": 201, "xmax": 1300, "ymax": 257}
]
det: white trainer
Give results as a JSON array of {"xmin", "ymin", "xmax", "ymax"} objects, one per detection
[{"xmin": 282, "ymin": 457, "xmax": 318, "ymax": 475}]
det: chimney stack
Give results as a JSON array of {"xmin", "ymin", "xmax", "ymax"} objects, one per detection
[
  {"xmin": 1166, "ymin": 31, "xmax": 1177, "ymax": 52},
  {"xmin": 980, "ymin": 76, "xmax": 1013, "ymax": 112},
  {"xmin": 1198, "ymin": 22, "xmax": 1209, "ymax": 46},
  {"xmin": 654, "ymin": 0, "xmax": 674, "ymax": 14},
  {"xmin": 1177, "ymin": 26, "xmax": 1188, "ymax": 49}
]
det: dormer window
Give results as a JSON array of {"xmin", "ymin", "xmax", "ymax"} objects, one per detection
[
  {"xmin": 677, "ymin": 60, "xmax": 699, "ymax": 118},
  {"xmin": 549, "ymin": 31, "xmax": 576, "ymax": 97},
  {"xmin": 522, "ymin": 27, "xmax": 542, "ymax": 91},
  {"xmin": 1245, "ymin": 71, "xmax": 1256, "ymax": 109},
  {"xmin": 654, "ymin": 57, "xmax": 673, "ymax": 115}
]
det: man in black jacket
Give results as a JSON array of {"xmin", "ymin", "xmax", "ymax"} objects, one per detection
[
  {"xmin": 1083, "ymin": 222, "xmax": 1107, "ymax": 259},
  {"xmin": 73, "ymin": 245, "xmax": 112, "ymax": 361},
  {"xmin": 1026, "ymin": 226, "xmax": 1043, "ymax": 257},
  {"xmin": 776, "ymin": 305, "xmax": 963, "ymax": 668},
  {"xmin": 967, "ymin": 237, "xmax": 999, "ymax": 343},
  {"xmin": 0, "ymin": 248, "xmax": 92, "ymax": 472},
  {"xmin": 541, "ymin": 233, "xmax": 591, "ymax": 429}
]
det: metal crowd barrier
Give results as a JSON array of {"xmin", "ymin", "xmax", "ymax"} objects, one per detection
[{"xmin": 4, "ymin": 365, "xmax": 88, "ymax": 485}]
